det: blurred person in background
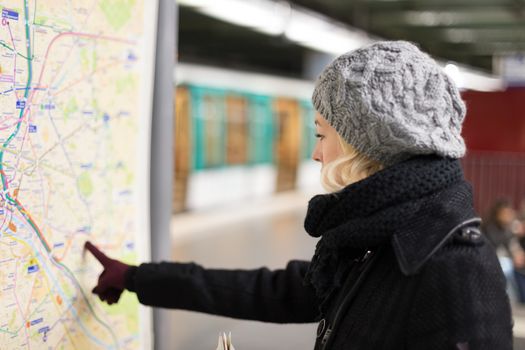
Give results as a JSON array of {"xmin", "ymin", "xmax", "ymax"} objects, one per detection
[
  {"xmin": 518, "ymin": 198, "xmax": 525, "ymax": 250},
  {"xmin": 519, "ymin": 198, "xmax": 525, "ymax": 223},
  {"xmin": 85, "ymin": 41, "xmax": 512, "ymax": 349},
  {"xmin": 483, "ymin": 199, "xmax": 523, "ymax": 260},
  {"xmin": 482, "ymin": 199, "xmax": 525, "ymax": 302}
]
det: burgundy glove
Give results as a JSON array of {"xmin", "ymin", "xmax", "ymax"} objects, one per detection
[{"xmin": 84, "ymin": 241, "xmax": 134, "ymax": 305}]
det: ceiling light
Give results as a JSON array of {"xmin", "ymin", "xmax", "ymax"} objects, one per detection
[
  {"xmin": 443, "ymin": 63, "xmax": 502, "ymax": 91},
  {"xmin": 178, "ymin": 0, "xmax": 370, "ymax": 54},
  {"xmin": 284, "ymin": 10, "xmax": 367, "ymax": 54},
  {"xmin": 444, "ymin": 63, "xmax": 464, "ymax": 87},
  {"xmin": 179, "ymin": 0, "xmax": 290, "ymax": 36}
]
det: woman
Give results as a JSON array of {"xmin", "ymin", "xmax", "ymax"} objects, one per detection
[
  {"xmin": 483, "ymin": 199, "xmax": 522, "ymax": 261},
  {"xmin": 484, "ymin": 199, "xmax": 525, "ymax": 302},
  {"xmin": 86, "ymin": 41, "xmax": 512, "ymax": 349}
]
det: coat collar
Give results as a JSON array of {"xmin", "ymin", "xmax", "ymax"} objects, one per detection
[
  {"xmin": 390, "ymin": 181, "xmax": 479, "ymax": 276},
  {"xmin": 304, "ymin": 156, "xmax": 477, "ymax": 300}
]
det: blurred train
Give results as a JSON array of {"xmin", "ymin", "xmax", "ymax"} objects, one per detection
[
  {"xmin": 173, "ymin": 63, "xmax": 525, "ymax": 216},
  {"xmin": 174, "ymin": 63, "xmax": 320, "ymax": 212}
]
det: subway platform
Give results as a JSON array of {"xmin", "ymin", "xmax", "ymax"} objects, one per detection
[{"xmin": 166, "ymin": 190, "xmax": 525, "ymax": 349}]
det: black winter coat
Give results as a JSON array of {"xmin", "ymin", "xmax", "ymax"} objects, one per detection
[
  {"xmin": 125, "ymin": 157, "xmax": 513, "ymax": 349},
  {"xmin": 127, "ymin": 233, "xmax": 511, "ymax": 349}
]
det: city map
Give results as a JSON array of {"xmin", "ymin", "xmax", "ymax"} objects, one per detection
[{"xmin": 0, "ymin": 1, "xmax": 155, "ymax": 348}]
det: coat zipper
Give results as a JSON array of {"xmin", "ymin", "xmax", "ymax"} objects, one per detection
[{"xmin": 320, "ymin": 249, "xmax": 378, "ymax": 350}]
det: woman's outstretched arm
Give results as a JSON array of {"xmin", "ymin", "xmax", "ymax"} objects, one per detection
[{"xmin": 128, "ymin": 260, "xmax": 320, "ymax": 324}]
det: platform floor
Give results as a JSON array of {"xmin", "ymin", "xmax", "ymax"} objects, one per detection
[{"xmin": 165, "ymin": 191, "xmax": 525, "ymax": 349}]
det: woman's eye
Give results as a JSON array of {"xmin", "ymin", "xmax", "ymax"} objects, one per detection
[{"xmin": 315, "ymin": 133, "xmax": 324, "ymax": 139}]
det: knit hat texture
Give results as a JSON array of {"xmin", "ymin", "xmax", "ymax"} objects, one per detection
[{"xmin": 312, "ymin": 41, "xmax": 466, "ymax": 167}]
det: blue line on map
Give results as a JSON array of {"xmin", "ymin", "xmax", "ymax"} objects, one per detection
[{"xmin": 30, "ymin": 317, "xmax": 43, "ymax": 326}]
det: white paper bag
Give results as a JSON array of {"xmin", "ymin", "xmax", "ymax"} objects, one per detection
[{"xmin": 216, "ymin": 332, "xmax": 235, "ymax": 350}]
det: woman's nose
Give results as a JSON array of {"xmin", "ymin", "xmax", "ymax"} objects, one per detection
[{"xmin": 311, "ymin": 142, "xmax": 322, "ymax": 163}]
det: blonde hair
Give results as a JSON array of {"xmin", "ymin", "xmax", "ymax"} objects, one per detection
[{"xmin": 321, "ymin": 135, "xmax": 384, "ymax": 192}]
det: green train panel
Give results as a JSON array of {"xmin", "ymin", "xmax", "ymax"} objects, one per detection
[
  {"xmin": 186, "ymin": 84, "xmax": 315, "ymax": 171},
  {"xmin": 190, "ymin": 85, "xmax": 227, "ymax": 170},
  {"xmin": 300, "ymin": 100, "xmax": 316, "ymax": 160}
]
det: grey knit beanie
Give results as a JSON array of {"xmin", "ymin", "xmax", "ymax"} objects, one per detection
[{"xmin": 312, "ymin": 40, "xmax": 466, "ymax": 167}]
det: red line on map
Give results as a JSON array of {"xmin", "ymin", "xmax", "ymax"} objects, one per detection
[{"xmin": 14, "ymin": 198, "xmax": 52, "ymax": 252}]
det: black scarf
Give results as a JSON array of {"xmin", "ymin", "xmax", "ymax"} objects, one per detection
[{"xmin": 303, "ymin": 155, "xmax": 474, "ymax": 303}]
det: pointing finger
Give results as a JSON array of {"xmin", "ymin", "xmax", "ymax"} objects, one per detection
[{"xmin": 84, "ymin": 241, "xmax": 111, "ymax": 267}]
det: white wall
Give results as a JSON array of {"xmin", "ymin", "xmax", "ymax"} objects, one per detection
[{"xmin": 185, "ymin": 161, "xmax": 323, "ymax": 211}]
